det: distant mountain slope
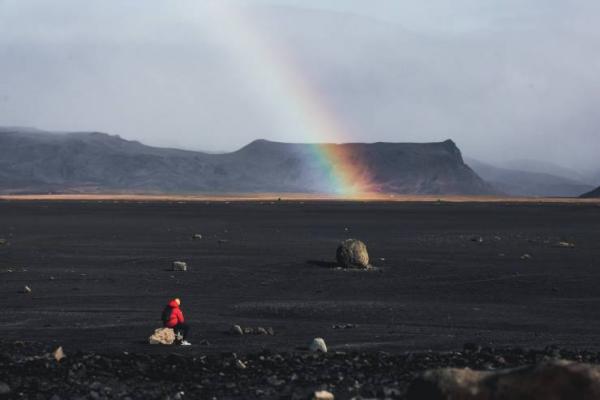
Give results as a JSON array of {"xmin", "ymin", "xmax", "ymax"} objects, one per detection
[
  {"xmin": 466, "ymin": 158, "xmax": 594, "ymax": 197},
  {"xmin": 580, "ymin": 187, "xmax": 600, "ymax": 198},
  {"xmin": 0, "ymin": 127, "xmax": 493, "ymax": 195},
  {"xmin": 502, "ymin": 159, "xmax": 592, "ymax": 184}
]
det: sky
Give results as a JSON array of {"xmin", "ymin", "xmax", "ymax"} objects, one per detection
[{"xmin": 0, "ymin": 0, "xmax": 599, "ymax": 174}]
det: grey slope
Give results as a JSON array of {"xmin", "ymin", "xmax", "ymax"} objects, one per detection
[
  {"xmin": 466, "ymin": 158, "xmax": 594, "ymax": 197},
  {"xmin": 580, "ymin": 186, "xmax": 600, "ymax": 198}
]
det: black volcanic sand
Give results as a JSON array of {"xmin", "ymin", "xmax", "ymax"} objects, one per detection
[{"xmin": 1, "ymin": 200, "xmax": 600, "ymax": 399}]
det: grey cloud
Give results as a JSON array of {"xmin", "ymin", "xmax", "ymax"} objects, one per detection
[{"xmin": 0, "ymin": 0, "xmax": 599, "ymax": 176}]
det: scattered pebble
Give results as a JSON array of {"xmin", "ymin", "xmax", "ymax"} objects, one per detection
[
  {"xmin": 53, "ymin": 346, "xmax": 66, "ymax": 362},
  {"xmin": 556, "ymin": 241, "xmax": 575, "ymax": 248},
  {"xmin": 173, "ymin": 392, "xmax": 185, "ymax": 400},
  {"xmin": 231, "ymin": 325, "xmax": 244, "ymax": 336},
  {"xmin": 0, "ymin": 382, "xmax": 10, "ymax": 395},
  {"xmin": 231, "ymin": 326, "xmax": 275, "ymax": 336},
  {"xmin": 256, "ymin": 327, "xmax": 268, "ymax": 335},
  {"xmin": 172, "ymin": 261, "xmax": 188, "ymax": 271},
  {"xmin": 236, "ymin": 359, "xmax": 247, "ymax": 370},
  {"xmin": 332, "ymin": 324, "xmax": 357, "ymax": 330}
]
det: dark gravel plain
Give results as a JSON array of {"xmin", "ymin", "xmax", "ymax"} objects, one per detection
[{"xmin": 1, "ymin": 199, "xmax": 600, "ymax": 399}]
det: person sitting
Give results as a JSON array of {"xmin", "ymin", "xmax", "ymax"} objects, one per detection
[{"xmin": 162, "ymin": 298, "xmax": 191, "ymax": 346}]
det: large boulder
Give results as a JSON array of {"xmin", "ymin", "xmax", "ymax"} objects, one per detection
[
  {"xmin": 336, "ymin": 239, "xmax": 370, "ymax": 269},
  {"xmin": 407, "ymin": 359, "xmax": 600, "ymax": 400},
  {"xmin": 148, "ymin": 327, "xmax": 176, "ymax": 345}
]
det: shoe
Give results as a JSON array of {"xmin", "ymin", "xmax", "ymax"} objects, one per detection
[{"xmin": 180, "ymin": 340, "xmax": 192, "ymax": 346}]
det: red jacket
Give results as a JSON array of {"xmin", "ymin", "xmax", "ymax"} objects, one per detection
[{"xmin": 164, "ymin": 299, "xmax": 184, "ymax": 328}]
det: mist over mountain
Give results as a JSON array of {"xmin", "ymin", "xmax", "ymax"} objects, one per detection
[
  {"xmin": 1, "ymin": 2, "xmax": 599, "ymax": 173},
  {"xmin": 497, "ymin": 159, "xmax": 594, "ymax": 185},
  {"xmin": 0, "ymin": 127, "xmax": 492, "ymax": 195},
  {"xmin": 466, "ymin": 158, "xmax": 594, "ymax": 197}
]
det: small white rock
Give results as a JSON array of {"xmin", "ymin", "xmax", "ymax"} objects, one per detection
[
  {"xmin": 172, "ymin": 261, "xmax": 188, "ymax": 271},
  {"xmin": 53, "ymin": 346, "xmax": 66, "ymax": 362},
  {"xmin": 310, "ymin": 338, "xmax": 328, "ymax": 353}
]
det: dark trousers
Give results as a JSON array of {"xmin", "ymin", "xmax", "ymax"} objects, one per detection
[{"xmin": 173, "ymin": 323, "xmax": 190, "ymax": 341}]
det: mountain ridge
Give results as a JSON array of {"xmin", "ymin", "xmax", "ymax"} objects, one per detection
[{"xmin": 0, "ymin": 127, "xmax": 493, "ymax": 195}]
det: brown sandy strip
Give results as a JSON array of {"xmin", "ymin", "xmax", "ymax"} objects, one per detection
[{"xmin": 0, "ymin": 193, "xmax": 599, "ymax": 203}]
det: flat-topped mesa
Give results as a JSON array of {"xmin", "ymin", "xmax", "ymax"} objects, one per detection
[{"xmin": 0, "ymin": 127, "xmax": 494, "ymax": 195}]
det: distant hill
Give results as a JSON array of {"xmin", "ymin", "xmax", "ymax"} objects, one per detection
[
  {"xmin": 0, "ymin": 127, "xmax": 493, "ymax": 195},
  {"xmin": 501, "ymin": 159, "xmax": 592, "ymax": 184},
  {"xmin": 466, "ymin": 158, "xmax": 594, "ymax": 197},
  {"xmin": 580, "ymin": 186, "xmax": 600, "ymax": 198}
]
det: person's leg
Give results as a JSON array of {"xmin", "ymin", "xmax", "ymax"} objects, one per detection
[
  {"xmin": 180, "ymin": 322, "xmax": 190, "ymax": 340},
  {"xmin": 174, "ymin": 323, "xmax": 190, "ymax": 341}
]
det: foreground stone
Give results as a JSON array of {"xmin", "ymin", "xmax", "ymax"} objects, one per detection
[
  {"xmin": 407, "ymin": 359, "xmax": 600, "ymax": 400},
  {"xmin": 4, "ymin": 342, "xmax": 600, "ymax": 400},
  {"xmin": 313, "ymin": 390, "xmax": 334, "ymax": 400},
  {"xmin": 336, "ymin": 239, "xmax": 370, "ymax": 269},
  {"xmin": 148, "ymin": 327, "xmax": 175, "ymax": 345}
]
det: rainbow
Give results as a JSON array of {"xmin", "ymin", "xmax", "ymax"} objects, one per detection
[{"xmin": 200, "ymin": 3, "xmax": 376, "ymax": 196}]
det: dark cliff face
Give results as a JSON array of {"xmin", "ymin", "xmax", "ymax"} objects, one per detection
[{"xmin": 0, "ymin": 127, "xmax": 494, "ymax": 195}]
